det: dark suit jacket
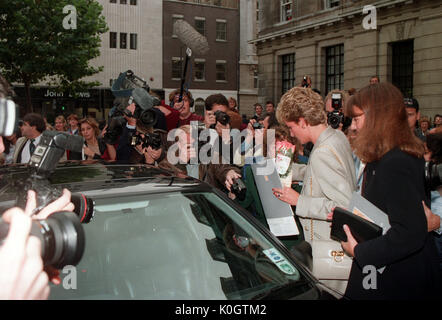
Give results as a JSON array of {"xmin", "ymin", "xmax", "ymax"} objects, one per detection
[{"xmin": 345, "ymin": 148, "xmax": 441, "ymax": 300}]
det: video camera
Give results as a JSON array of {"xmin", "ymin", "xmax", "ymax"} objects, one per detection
[{"xmin": 104, "ymin": 70, "xmax": 160, "ymax": 145}]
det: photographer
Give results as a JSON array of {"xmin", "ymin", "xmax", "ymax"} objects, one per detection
[
  {"xmin": 128, "ymin": 120, "xmax": 167, "ymax": 166},
  {"xmin": 170, "ymin": 89, "xmax": 203, "ymax": 127},
  {"xmin": 164, "ymin": 125, "xmax": 241, "ymax": 198},
  {"xmin": 205, "ymin": 94, "xmax": 242, "ymax": 131},
  {"xmin": 324, "ymin": 89, "xmax": 350, "ymax": 132}
]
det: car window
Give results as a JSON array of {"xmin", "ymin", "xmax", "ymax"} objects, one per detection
[{"xmin": 49, "ymin": 191, "xmax": 315, "ymax": 300}]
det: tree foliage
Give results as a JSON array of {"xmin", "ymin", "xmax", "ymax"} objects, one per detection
[{"xmin": 0, "ymin": 0, "xmax": 108, "ymax": 111}]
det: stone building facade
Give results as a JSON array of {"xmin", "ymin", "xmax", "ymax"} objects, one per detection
[{"xmin": 252, "ymin": 0, "xmax": 442, "ymax": 119}]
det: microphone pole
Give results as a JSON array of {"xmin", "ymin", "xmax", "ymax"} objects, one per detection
[{"xmin": 179, "ymin": 47, "xmax": 192, "ymax": 102}]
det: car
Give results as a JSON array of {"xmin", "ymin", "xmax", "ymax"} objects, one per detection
[{"xmin": 0, "ymin": 161, "xmax": 342, "ymax": 300}]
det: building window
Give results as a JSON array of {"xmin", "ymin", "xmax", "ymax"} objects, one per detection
[
  {"xmin": 120, "ymin": 33, "xmax": 127, "ymax": 49},
  {"xmin": 216, "ymin": 62, "xmax": 227, "ymax": 81},
  {"xmin": 110, "ymin": 32, "xmax": 117, "ymax": 48},
  {"xmin": 110, "ymin": 0, "xmax": 117, "ymax": 3},
  {"xmin": 172, "ymin": 58, "xmax": 183, "ymax": 80},
  {"xmin": 254, "ymin": 68, "xmax": 259, "ymax": 88},
  {"xmin": 391, "ymin": 40, "xmax": 414, "ymax": 98},
  {"xmin": 326, "ymin": 0, "xmax": 340, "ymax": 9},
  {"xmin": 130, "ymin": 33, "xmax": 137, "ymax": 50},
  {"xmin": 216, "ymin": 21, "xmax": 227, "ymax": 41},
  {"xmin": 325, "ymin": 44, "xmax": 344, "ymax": 93},
  {"xmin": 282, "ymin": 54, "xmax": 296, "ymax": 94},
  {"xmin": 280, "ymin": 0, "xmax": 292, "ymax": 22},
  {"xmin": 130, "ymin": 0, "xmax": 137, "ymax": 5},
  {"xmin": 195, "ymin": 18, "xmax": 206, "ymax": 36},
  {"xmin": 194, "ymin": 60, "xmax": 205, "ymax": 81},
  {"xmin": 172, "ymin": 15, "xmax": 184, "ymax": 37},
  {"xmin": 120, "ymin": 0, "xmax": 127, "ymax": 4}
]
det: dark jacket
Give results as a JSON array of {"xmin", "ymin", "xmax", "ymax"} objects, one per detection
[{"xmin": 345, "ymin": 148, "xmax": 441, "ymax": 300}]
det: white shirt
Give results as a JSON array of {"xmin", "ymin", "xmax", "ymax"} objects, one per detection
[{"xmin": 20, "ymin": 134, "xmax": 42, "ymax": 164}]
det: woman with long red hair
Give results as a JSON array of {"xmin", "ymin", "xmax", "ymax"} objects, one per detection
[{"xmin": 341, "ymin": 82, "xmax": 440, "ymax": 299}]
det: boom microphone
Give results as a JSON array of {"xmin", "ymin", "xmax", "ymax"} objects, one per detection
[{"xmin": 173, "ymin": 20, "xmax": 210, "ymax": 56}]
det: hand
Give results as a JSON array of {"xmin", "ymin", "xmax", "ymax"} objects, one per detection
[
  {"xmin": 341, "ymin": 224, "xmax": 358, "ymax": 258},
  {"xmin": 0, "ymin": 207, "xmax": 50, "ymax": 299},
  {"xmin": 204, "ymin": 111, "xmax": 216, "ymax": 128},
  {"xmin": 125, "ymin": 103, "xmax": 137, "ymax": 126},
  {"xmin": 272, "ymin": 187, "xmax": 299, "ymax": 206},
  {"xmin": 25, "ymin": 189, "xmax": 74, "ymax": 220},
  {"xmin": 246, "ymin": 120, "xmax": 256, "ymax": 142},
  {"xmin": 423, "ymin": 201, "xmax": 441, "ymax": 232},
  {"xmin": 173, "ymin": 100, "xmax": 185, "ymax": 112},
  {"xmin": 326, "ymin": 211, "xmax": 334, "ymax": 222},
  {"xmin": 101, "ymin": 124, "xmax": 108, "ymax": 137},
  {"xmin": 225, "ymin": 170, "xmax": 241, "ymax": 192},
  {"xmin": 144, "ymin": 147, "xmax": 162, "ymax": 165},
  {"xmin": 23, "ymin": 189, "xmax": 73, "ymax": 286}
]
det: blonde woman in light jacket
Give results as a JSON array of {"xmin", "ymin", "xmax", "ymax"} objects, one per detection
[{"xmin": 272, "ymin": 87, "xmax": 356, "ymax": 295}]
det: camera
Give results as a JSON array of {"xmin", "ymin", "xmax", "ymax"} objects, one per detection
[
  {"xmin": 231, "ymin": 178, "xmax": 247, "ymax": 201},
  {"xmin": 252, "ymin": 122, "xmax": 264, "ymax": 130},
  {"xmin": 106, "ymin": 71, "xmax": 161, "ymax": 144},
  {"xmin": 0, "ymin": 211, "xmax": 85, "ymax": 268},
  {"xmin": 103, "ymin": 115, "xmax": 126, "ymax": 145},
  {"xmin": 302, "ymin": 76, "xmax": 309, "ymax": 88},
  {"xmin": 327, "ymin": 93, "xmax": 345, "ymax": 129},
  {"xmin": 130, "ymin": 131, "xmax": 162, "ymax": 150},
  {"xmin": 210, "ymin": 110, "xmax": 230, "ymax": 129},
  {"xmin": 8, "ymin": 131, "xmax": 95, "ymax": 268}
]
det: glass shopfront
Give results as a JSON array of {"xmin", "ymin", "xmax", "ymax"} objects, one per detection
[{"xmin": 12, "ymin": 86, "xmax": 115, "ymax": 123}]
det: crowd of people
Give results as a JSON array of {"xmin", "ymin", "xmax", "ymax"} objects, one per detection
[{"xmin": 1, "ymin": 71, "xmax": 442, "ymax": 300}]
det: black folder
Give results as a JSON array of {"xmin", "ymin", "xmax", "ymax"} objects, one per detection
[{"xmin": 330, "ymin": 207, "xmax": 383, "ymax": 243}]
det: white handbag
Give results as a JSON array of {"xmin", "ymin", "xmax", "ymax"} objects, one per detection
[
  {"xmin": 311, "ymin": 238, "xmax": 352, "ymax": 280},
  {"xmin": 306, "ymin": 174, "xmax": 352, "ymax": 280}
]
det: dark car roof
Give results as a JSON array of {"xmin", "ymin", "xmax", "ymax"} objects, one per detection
[{"xmin": 0, "ymin": 161, "xmax": 206, "ymax": 202}]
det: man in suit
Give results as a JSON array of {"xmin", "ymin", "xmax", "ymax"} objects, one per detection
[{"xmin": 13, "ymin": 113, "xmax": 46, "ymax": 164}]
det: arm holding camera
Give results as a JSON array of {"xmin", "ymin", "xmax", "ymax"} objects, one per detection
[{"xmin": 0, "ymin": 188, "xmax": 75, "ymax": 299}]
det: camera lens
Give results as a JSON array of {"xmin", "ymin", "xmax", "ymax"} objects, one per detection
[
  {"xmin": 0, "ymin": 211, "xmax": 85, "ymax": 269},
  {"xmin": 139, "ymin": 109, "xmax": 157, "ymax": 127},
  {"xmin": 327, "ymin": 112, "xmax": 342, "ymax": 129},
  {"xmin": 71, "ymin": 193, "xmax": 95, "ymax": 224}
]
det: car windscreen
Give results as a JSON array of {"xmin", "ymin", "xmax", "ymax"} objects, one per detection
[{"xmin": 49, "ymin": 191, "xmax": 317, "ymax": 300}]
